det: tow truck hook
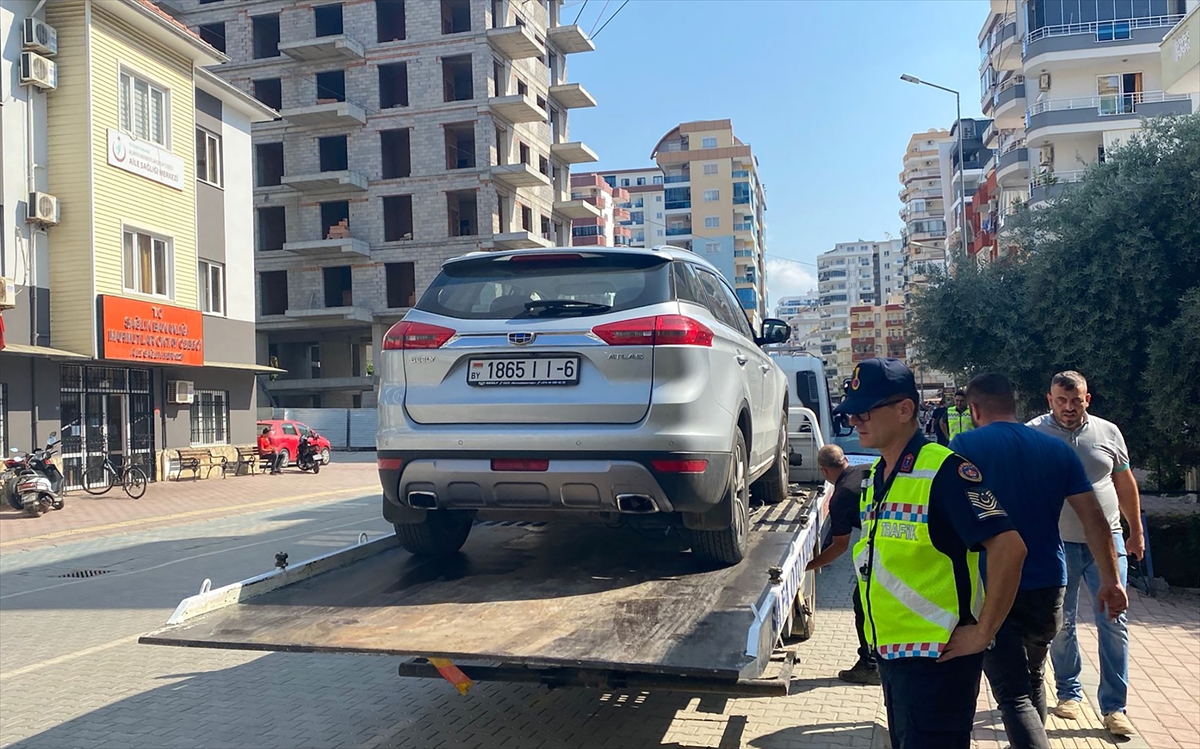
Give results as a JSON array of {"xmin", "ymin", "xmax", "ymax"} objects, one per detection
[{"xmin": 768, "ymin": 566, "xmax": 784, "ymax": 585}]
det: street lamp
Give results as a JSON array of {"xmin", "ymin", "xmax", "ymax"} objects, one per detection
[{"xmin": 900, "ymin": 74, "xmax": 968, "ymax": 263}]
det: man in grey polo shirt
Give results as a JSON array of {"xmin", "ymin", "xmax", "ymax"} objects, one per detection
[{"xmin": 1027, "ymin": 370, "xmax": 1144, "ymax": 737}]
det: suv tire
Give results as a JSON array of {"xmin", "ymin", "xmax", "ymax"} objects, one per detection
[
  {"xmin": 752, "ymin": 415, "xmax": 789, "ymax": 505},
  {"xmin": 394, "ymin": 511, "xmax": 474, "ymax": 556},
  {"xmin": 691, "ymin": 430, "xmax": 750, "ymax": 566}
]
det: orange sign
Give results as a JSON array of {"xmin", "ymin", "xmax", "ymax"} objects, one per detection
[{"xmin": 100, "ymin": 295, "xmax": 204, "ymax": 366}]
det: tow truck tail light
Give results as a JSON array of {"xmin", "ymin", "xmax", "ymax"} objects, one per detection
[
  {"xmin": 591, "ymin": 315, "xmax": 713, "ymax": 347},
  {"xmin": 651, "ymin": 459, "xmax": 709, "ymax": 473},
  {"xmin": 382, "ymin": 321, "xmax": 456, "ymax": 350},
  {"xmin": 491, "ymin": 459, "xmax": 550, "ymax": 472}
]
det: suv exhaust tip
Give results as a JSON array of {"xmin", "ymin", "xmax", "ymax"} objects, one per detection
[
  {"xmin": 408, "ymin": 491, "xmax": 439, "ymax": 509},
  {"xmin": 615, "ymin": 493, "xmax": 659, "ymax": 514}
]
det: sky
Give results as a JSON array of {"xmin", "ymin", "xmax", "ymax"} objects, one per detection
[{"xmin": 565, "ymin": 0, "xmax": 993, "ymax": 307}]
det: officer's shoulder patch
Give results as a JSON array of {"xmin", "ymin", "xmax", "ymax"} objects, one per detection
[
  {"xmin": 899, "ymin": 454, "xmax": 915, "ymax": 473},
  {"xmin": 958, "ymin": 462, "xmax": 983, "ymax": 482}
]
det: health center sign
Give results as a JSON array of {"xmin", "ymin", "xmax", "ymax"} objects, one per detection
[
  {"xmin": 107, "ymin": 129, "xmax": 185, "ymax": 190},
  {"xmin": 100, "ymin": 295, "xmax": 204, "ymax": 366}
]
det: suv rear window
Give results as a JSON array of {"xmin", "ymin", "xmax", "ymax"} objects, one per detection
[{"xmin": 417, "ymin": 253, "xmax": 671, "ymax": 320}]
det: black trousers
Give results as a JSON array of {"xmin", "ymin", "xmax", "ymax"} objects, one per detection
[
  {"xmin": 851, "ymin": 585, "xmax": 876, "ymax": 668},
  {"xmin": 983, "ymin": 586, "xmax": 1066, "ymax": 749},
  {"xmin": 879, "ymin": 651, "xmax": 984, "ymax": 749}
]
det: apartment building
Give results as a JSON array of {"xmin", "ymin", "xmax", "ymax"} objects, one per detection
[
  {"xmin": 898, "ymin": 129, "xmax": 953, "ymax": 299},
  {"xmin": 942, "ymin": 118, "xmax": 994, "ymax": 260},
  {"xmin": 816, "ymin": 239, "xmax": 903, "ymax": 383},
  {"xmin": 977, "ymin": 0, "xmax": 1195, "ymax": 226},
  {"xmin": 568, "ymin": 173, "xmax": 630, "ymax": 247},
  {"xmin": 775, "ymin": 293, "xmax": 816, "ymax": 320},
  {"xmin": 164, "ymin": 0, "xmax": 599, "ymax": 409},
  {"xmin": 1162, "ymin": 5, "xmax": 1200, "ymax": 105},
  {"xmin": 847, "ymin": 303, "xmax": 907, "ymax": 374},
  {"xmin": 588, "ymin": 167, "xmax": 665, "ymax": 247},
  {"xmin": 0, "ymin": 0, "xmax": 275, "ymax": 483}
]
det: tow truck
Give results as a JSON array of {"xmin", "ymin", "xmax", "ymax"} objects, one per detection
[{"xmin": 141, "ymin": 407, "xmax": 833, "ymax": 697}]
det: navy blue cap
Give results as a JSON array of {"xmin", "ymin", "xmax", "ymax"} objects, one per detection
[{"xmin": 833, "ymin": 358, "xmax": 920, "ymax": 416}]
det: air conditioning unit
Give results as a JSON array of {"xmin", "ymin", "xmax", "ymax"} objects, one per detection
[
  {"xmin": 1038, "ymin": 72, "xmax": 1051, "ymax": 92},
  {"xmin": 0, "ymin": 277, "xmax": 16, "ymax": 310},
  {"xmin": 168, "ymin": 381, "xmax": 195, "ymax": 405},
  {"xmin": 23, "ymin": 18, "xmax": 58, "ymax": 56},
  {"xmin": 19, "ymin": 51, "xmax": 57, "ymax": 90},
  {"xmin": 26, "ymin": 192, "xmax": 59, "ymax": 225},
  {"xmin": 1038, "ymin": 145, "xmax": 1055, "ymax": 166}
]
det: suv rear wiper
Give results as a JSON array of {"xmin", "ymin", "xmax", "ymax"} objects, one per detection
[{"xmin": 523, "ymin": 299, "xmax": 613, "ymax": 316}]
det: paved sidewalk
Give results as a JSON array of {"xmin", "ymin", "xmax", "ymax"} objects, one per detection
[{"xmin": 0, "ymin": 460, "xmax": 380, "ymax": 551}]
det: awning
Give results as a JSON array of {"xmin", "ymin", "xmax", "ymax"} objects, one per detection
[
  {"xmin": 202, "ymin": 360, "xmax": 288, "ymax": 374},
  {"xmin": 0, "ymin": 343, "xmax": 90, "ymax": 359}
]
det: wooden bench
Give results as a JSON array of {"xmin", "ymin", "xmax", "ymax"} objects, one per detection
[
  {"xmin": 232, "ymin": 445, "xmax": 272, "ymax": 476},
  {"xmin": 172, "ymin": 448, "xmax": 227, "ymax": 481}
]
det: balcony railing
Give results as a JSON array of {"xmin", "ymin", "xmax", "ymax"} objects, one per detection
[
  {"xmin": 734, "ymin": 249, "xmax": 754, "ymax": 257},
  {"xmin": 733, "ymin": 196, "xmax": 750, "ymax": 205},
  {"xmin": 1025, "ymin": 14, "xmax": 1184, "ymax": 44},
  {"xmin": 1027, "ymin": 90, "xmax": 1190, "ymax": 118},
  {"xmin": 734, "ymin": 275, "xmax": 756, "ymax": 285},
  {"xmin": 665, "ymin": 201, "xmax": 691, "ymax": 210},
  {"xmin": 732, "ymin": 170, "xmax": 749, "ymax": 178},
  {"xmin": 663, "ymin": 175, "xmax": 689, "ymax": 184},
  {"xmin": 1030, "ymin": 169, "xmax": 1086, "ymax": 189},
  {"xmin": 733, "ymin": 222, "xmax": 754, "ymax": 231},
  {"xmin": 665, "ymin": 227, "xmax": 692, "ymax": 236}
]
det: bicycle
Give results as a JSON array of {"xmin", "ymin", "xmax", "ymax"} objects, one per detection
[{"xmin": 81, "ymin": 456, "xmax": 148, "ymax": 499}]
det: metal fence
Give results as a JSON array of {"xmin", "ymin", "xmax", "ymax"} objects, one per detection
[{"xmin": 261, "ymin": 408, "xmax": 378, "ymax": 450}]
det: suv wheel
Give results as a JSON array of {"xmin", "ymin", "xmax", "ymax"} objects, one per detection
[
  {"xmin": 752, "ymin": 415, "xmax": 790, "ymax": 506},
  {"xmin": 394, "ymin": 511, "xmax": 474, "ymax": 556},
  {"xmin": 691, "ymin": 430, "xmax": 750, "ymax": 566}
]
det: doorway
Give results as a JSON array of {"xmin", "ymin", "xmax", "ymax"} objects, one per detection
[{"xmin": 60, "ymin": 365, "xmax": 154, "ymax": 490}]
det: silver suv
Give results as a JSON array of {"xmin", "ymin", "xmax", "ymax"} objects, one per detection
[{"xmin": 376, "ymin": 246, "xmax": 791, "ymax": 566}]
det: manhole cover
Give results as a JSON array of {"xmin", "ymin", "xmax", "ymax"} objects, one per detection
[{"xmin": 56, "ymin": 569, "xmax": 111, "ymax": 579}]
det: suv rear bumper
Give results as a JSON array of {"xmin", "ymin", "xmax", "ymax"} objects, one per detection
[{"xmin": 378, "ymin": 450, "xmax": 731, "ymax": 520}]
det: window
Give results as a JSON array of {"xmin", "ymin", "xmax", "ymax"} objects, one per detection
[
  {"xmin": 377, "ymin": 0, "xmax": 406, "ymax": 41},
  {"xmin": 386, "ymin": 262, "xmax": 416, "ymax": 308},
  {"xmin": 637, "ymin": 177, "xmax": 646, "ymax": 185},
  {"xmin": 379, "ymin": 63, "xmax": 409, "ymax": 108},
  {"xmin": 119, "ymin": 71, "xmax": 168, "ymax": 146},
  {"xmin": 198, "ymin": 260, "xmax": 225, "ymax": 315},
  {"xmin": 672, "ymin": 262, "xmax": 703, "ymax": 305},
  {"xmin": 253, "ymin": 78, "xmax": 282, "ymax": 111},
  {"xmin": 320, "ymin": 201, "xmax": 350, "ymax": 239},
  {"xmin": 703, "ymin": 163, "xmax": 718, "ymax": 175},
  {"xmin": 447, "ymin": 189, "xmax": 478, "ymax": 236},
  {"xmin": 324, "ymin": 266, "xmax": 352, "ymax": 307},
  {"xmin": 197, "ymin": 22, "xmax": 225, "ymax": 52},
  {"xmin": 653, "ymin": 175, "xmax": 664, "ymax": 185},
  {"xmin": 380, "ymin": 128, "xmax": 411, "ymax": 178},
  {"xmin": 261, "ymin": 271, "xmax": 288, "ymax": 314},
  {"xmin": 382, "ymin": 195, "xmax": 414, "ymax": 241},
  {"xmin": 703, "ymin": 189, "xmax": 719, "ymax": 202},
  {"xmin": 702, "ymin": 137, "xmax": 717, "ymax": 148},
  {"xmin": 190, "ymin": 390, "xmax": 229, "ymax": 446},
  {"xmin": 252, "ymin": 14, "xmax": 280, "ymax": 58},
  {"xmin": 655, "ymin": 195, "xmax": 662, "ymax": 202},
  {"xmin": 319, "ymin": 135, "xmax": 348, "ymax": 171},
  {"xmin": 442, "ymin": 55, "xmax": 474, "ymax": 102},
  {"xmin": 444, "ymin": 122, "xmax": 475, "ymax": 169},
  {"xmin": 195, "ymin": 128, "xmax": 222, "ymax": 186},
  {"xmin": 442, "ymin": 0, "xmax": 471, "ymax": 33},
  {"xmin": 629, "ymin": 211, "xmax": 644, "ymax": 223},
  {"xmin": 122, "ymin": 229, "xmax": 172, "ymax": 297},
  {"xmin": 256, "ymin": 142, "xmax": 283, "ymax": 187},
  {"xmin": 520, "ymin": 204, "xmax": 533, "ymax": 231},
  {"xmin": 705, "ymin": 241, "xmax": 720, "ymax": 255},
  {"xmin": 704, "ymin": 216, "xmax": 720, "ymax": 229},
  {"xmin": 314, "ymin": 4, "xmax": 343, "ymax": 36},
  {"xmin": 257, "ymin": 206, "xmax": 286, "ymax": 251},
  {"xmin": 316, "ymin": 70, "xmax": 346, "ymax": 102},
  {"xmin": 620, "ymin": 178, "xmax": 630, "ymax": 186}
]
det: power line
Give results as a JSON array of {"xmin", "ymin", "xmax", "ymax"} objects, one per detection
[
  {"xmin": 589, "ymin": 0, "xmax": 612, "ymax": 36},
  {"xmin": 572, "ymin": 0, "xmax": 589, "ymax": 25},
  {"xmin": 591, "ymin": 0, "xmax": 630, "ymax": 39}
]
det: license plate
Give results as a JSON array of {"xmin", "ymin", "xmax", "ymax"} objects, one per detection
[{"xmin": 468, "ymin": 357, "xmax": 580, "ymax": 386}]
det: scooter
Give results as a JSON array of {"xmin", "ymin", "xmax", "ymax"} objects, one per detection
[
  {"xmin": 16, "ymin": 432, "xmax": 66, "ymax": 517},
  {"xmin": 3, "ymin": 448, "xmax": 30, "ymax": 510},
  {"xmin": 295, "ymin": 434, "xmax": 321, "ymax": 474}
]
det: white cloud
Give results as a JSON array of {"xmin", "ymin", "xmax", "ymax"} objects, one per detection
[{"xmin": 764, "ymin": 258, "xmax": 817, "ymax": 309}]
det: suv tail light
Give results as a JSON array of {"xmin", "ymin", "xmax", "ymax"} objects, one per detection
[
  {"xmin": 651, "ymin": 458, "xmax": 709, "ymax": 473},
  {"xmin": 382, "ymin": 321, "xmax": 456, "ymax": 350},
  {"xmin": 591, "ymin": 315, "xmax": 713, "ymax": 347}
]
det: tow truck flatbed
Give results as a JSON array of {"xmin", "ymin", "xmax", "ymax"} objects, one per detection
[{"xmin": 141, "ymin": 488, "xmax": 822, "ymax": 695}]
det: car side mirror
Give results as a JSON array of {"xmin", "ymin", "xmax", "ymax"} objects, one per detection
[{"xmin": 757, "ymin": 318, "xmax": 790, "ymax": 346}]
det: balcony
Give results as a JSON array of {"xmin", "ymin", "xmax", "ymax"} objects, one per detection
[
  {"xmin": 489, "ymin": 94, "xmax": 548, "ymax": 124},
  {"xmin": 281, "ymin": 237, "xmax": 370, "ymax": 260},
  {"xmin": 732, "ymin": 170, "xmax": 750, "ymax": 178},
  {"xmin": 487, "ymin": 25, "xmax": 544, "ymax": 59},
  {"xmin": 549, "ymin": 141, "xmax": 598, "ymax": 164},
  {"xmin": 1029, "ymin": 169, "xmax": 1087, "ymax": 204},
  {"xmin": 492, "ymin": 162, "xmax": 552, "ymax": 189},
  {"xmin": 663, "ymin": 174, "xmax": 689, "ymax": 184},
  {"xmin": 259, "ymin": 306, "xmax": 373, "ymax": 330},
  {"xmin": 992, "ymin": 81, "xmax": 1025, "ymax": 127},
  {"xmin": 281, "ymin": 169, "xmax": 368, "ymax": 194},
  {"xmin": 1026, "ymin": 91, "xmax": 1192, "ymax": 133},
  {"xmin": 665, "ymin": 226, "xmax": 692, "ymax": 236},
  {"xmin": 1024, "ymin": 15, "xmax": 1186, "ymax": 64},
  {"xmin": 664, "ymin": 201, "xmax": 691, "ymax": 211},
  {"xmin": 996, "ymin": 146, "xmax": 1029, "ymax": 187},
  {"xmin": 903, "ymin": 167, "xmax": 941, "ymax": 183},
  {"xmin": 552, "ymin": 199, "xmax": 601, "ymax": 220},
  {"xmin": 281, "ymin": 101, "xmax": 367, "ymax": 128},
  {"xmin": 548, "ymin": 82, "xmax": 597, "ymax": 109},
  {"xmin": 548, "ymin": 24, "xmax": 595, "ymax": 54},
  {"xmin": 278, "ymin": 35, "xmax": 365, "ymax": 63},
  {"xmin": 494, "ymin": 231, "xmax": 554, "ymax": 250},
  {"xmin": 734, "ymin": 249, "xmax": 754, "ymax": 258},
  {"xmin": 734, "ymin": 275, "xmax": 756, "ymax": 285},
  {"xmin": 982, "ymin": 20, "xmax": 1019, "ymax": 71},
  {"xmin": 733, "ymin": 222, "xmax": 755, "ymax": 232}
]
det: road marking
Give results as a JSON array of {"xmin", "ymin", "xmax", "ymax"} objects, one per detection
[
  {"xmin": 0, "ymin": 634, "xmax": 142, "ymax": 681},
  {"xmin": 0, "ymin": 483, "xmax": 379, "ymax": 549}
]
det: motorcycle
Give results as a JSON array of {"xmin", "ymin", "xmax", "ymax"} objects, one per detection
[
  {"xmin": 3, "ymin": 447, "xmax": 30, "ymax": 510},
  {"xmin": 296, "ymin": 434, "xmax": 321, "ymax": 474},
  {"xmin": 16, "ymin": 432, "xmax": 66, "ymax": 517}
]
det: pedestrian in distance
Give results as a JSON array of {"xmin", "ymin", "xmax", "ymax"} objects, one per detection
[
  {"xmin": 258, "ymin": 427, "xmax": 284, "ymax": 475},
  {"xmin": 1027, "ymin": 370, "xmax": 1144, "ymax": 737},
  {"xmin": 835, "ymin": 357, "xmax": 1027, "ymax": 749},
  {"xmin": 950, "ymin": 373, "xmax": 1127, "ymax": 749},
  {"xmin": 930, "ymin": 396, "xmax": 950, "ymax": 446},
  {"xmin": 805, "ymin": 444, "xmax": 877, "ymax": 685},
  {"xmin": 943, "ymin": 389, "xmax": 976, "ymax": 441}
]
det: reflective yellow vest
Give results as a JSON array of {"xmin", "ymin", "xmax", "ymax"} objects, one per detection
[
  {"xmin": 852, "ymin": 442, "xmax": 984, "ymax": 659},
  {"xmin": 947, "ymin": 408, "xmax": 975, "ymax": 439}
]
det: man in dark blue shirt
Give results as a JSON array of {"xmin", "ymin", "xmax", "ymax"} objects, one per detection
[{"xmin": 950, "ymin": 373, "xmax": 1127, "ymax": 749}]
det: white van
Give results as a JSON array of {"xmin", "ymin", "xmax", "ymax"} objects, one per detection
[{"xmin": 770, "ymin": 350, "xmax": 833, "ymax": 444}]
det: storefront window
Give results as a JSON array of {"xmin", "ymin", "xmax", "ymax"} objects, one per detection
[{"xmin": 190, "ymin": 390, "xmax": 229, "ymax": 446}]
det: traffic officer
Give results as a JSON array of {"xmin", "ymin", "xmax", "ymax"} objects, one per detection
[
  {"xmin": 944, "ymin": 389, "xmax": 976, "ymax": 440},
  {"xmin": 835, "ymin": 358, "xmax": 1027, "ymax": 749}
]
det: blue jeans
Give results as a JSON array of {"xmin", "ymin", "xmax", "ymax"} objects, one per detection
[{"xmin": 1050, "ymin": 532, "xmax": 1129, "ymax": 715}]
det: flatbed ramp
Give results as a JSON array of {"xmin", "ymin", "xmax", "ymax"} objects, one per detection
[{"xmin": 141, "ymin": 490, "xmax": 821, "ymax": 694}]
